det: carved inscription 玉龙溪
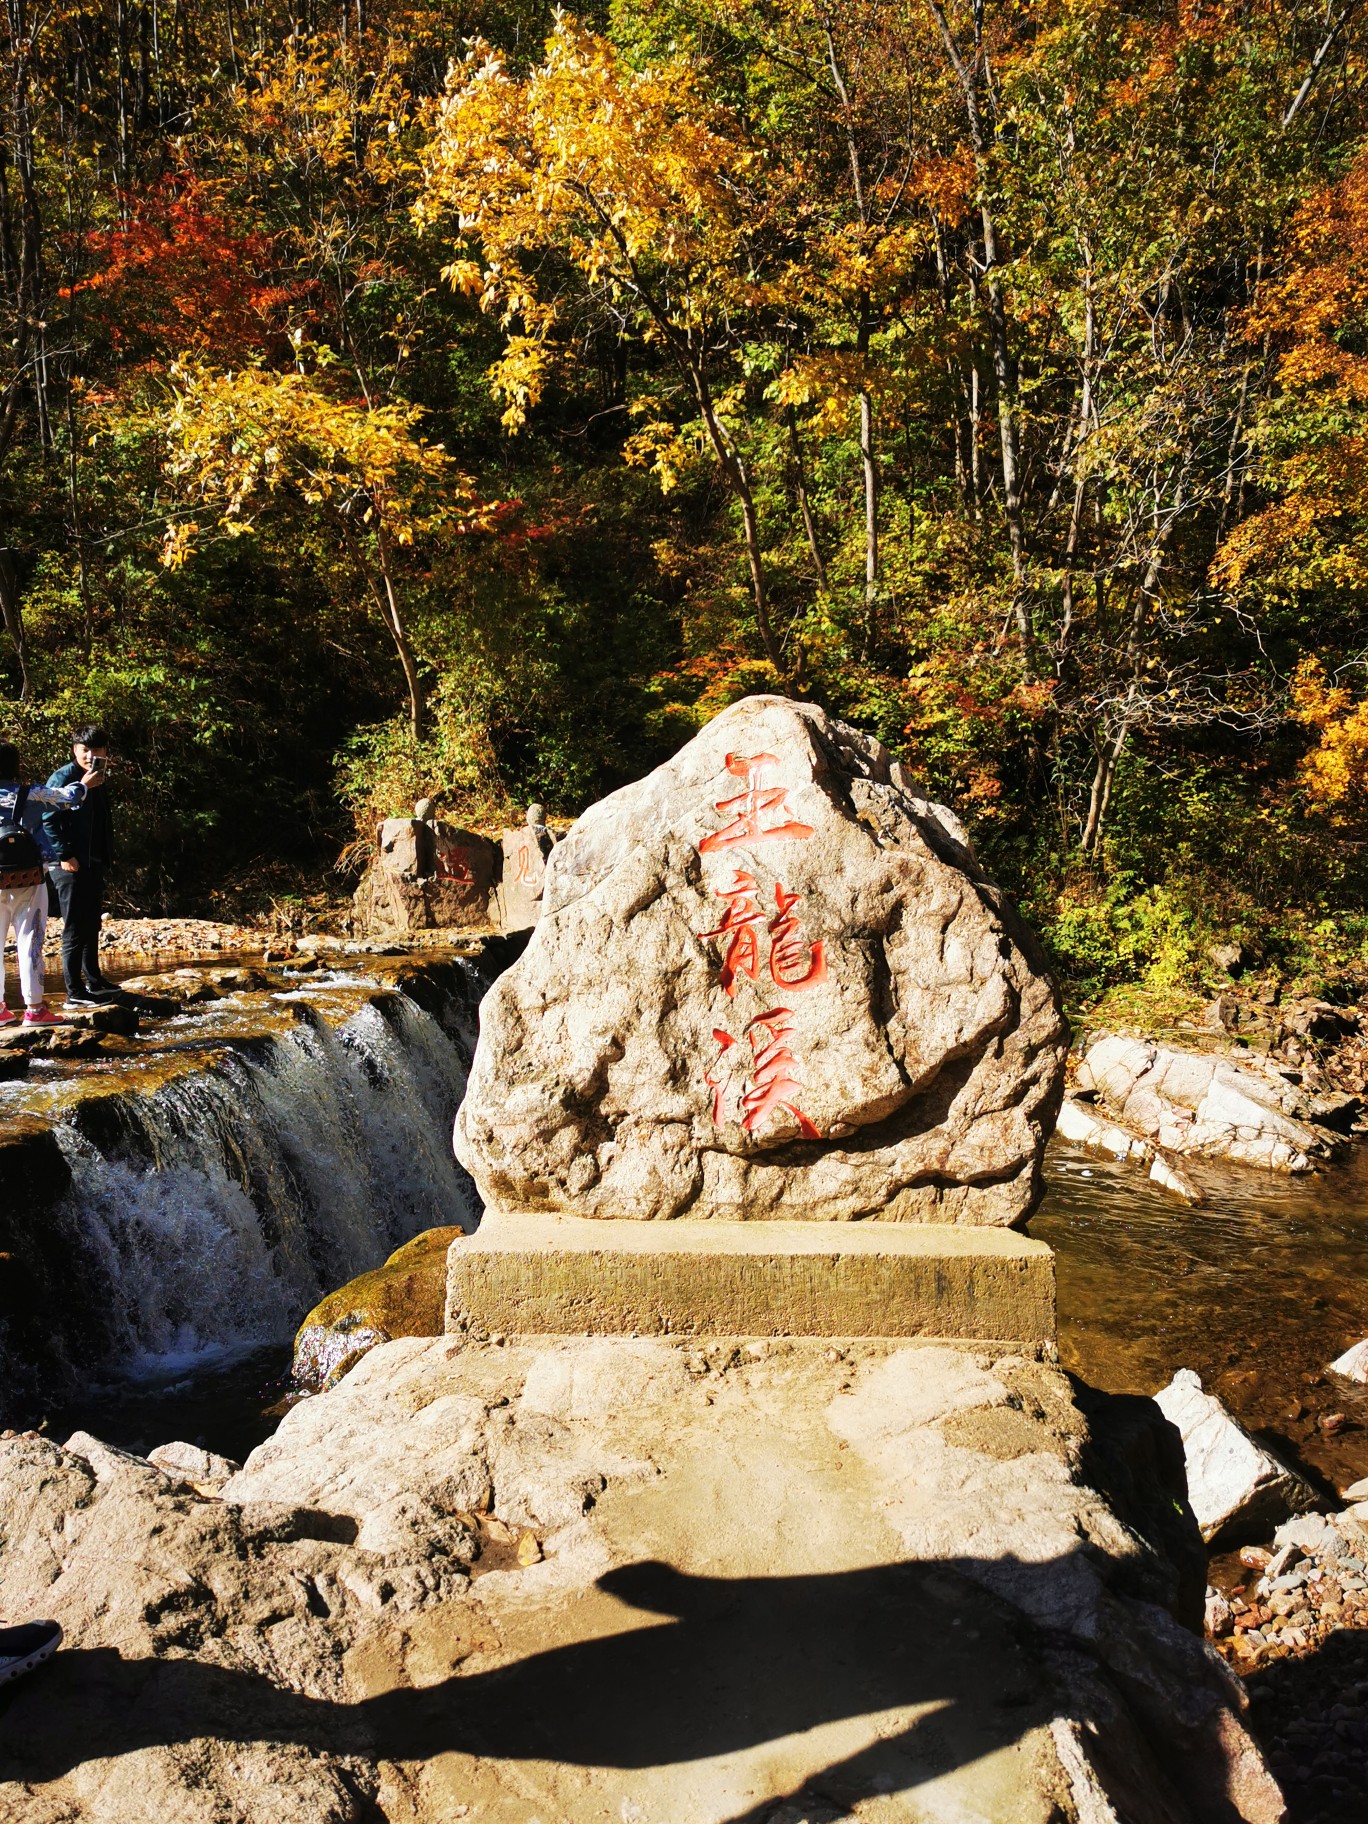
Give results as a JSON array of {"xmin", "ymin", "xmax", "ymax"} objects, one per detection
[{"xmin": 696, "ymin": 754, "xmax": 825, "ymax": 1140}]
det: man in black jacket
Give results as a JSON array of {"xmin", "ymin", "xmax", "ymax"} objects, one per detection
[{"xmin": 43, "ymin": 725, "xmax": 118, "ymax": 1008}]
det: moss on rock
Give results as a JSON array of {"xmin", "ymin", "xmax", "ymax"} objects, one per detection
[{"xmin": 292, "ymin": 1227, "xmax": 462, "ymax": 1391}]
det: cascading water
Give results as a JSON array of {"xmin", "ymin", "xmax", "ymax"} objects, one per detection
[{"xmin": 0, "ymin": 957, "xmax": 493, "ymax": 1425}]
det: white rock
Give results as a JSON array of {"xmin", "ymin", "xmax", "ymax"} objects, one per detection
[
  {"xmin": 1079, "ymin": 1033, "xmax": 1338, "ymax": 1174},
  {"xmin": 1204, "ymin": 1588, "xmax": 1233, "ymax": 1634},
  {"xmin": 1330, "ymin": 1337, "xmax": 1368, "ymax": 1381},
  {"xmin": 1056, "ymin": 1097, "xmax": 1148, "ymax": 1160},
  {"xmin": 1082, "ymin": 1034, "xmax": 1156, "ymax": 1106},
  {"xmin": 147, "ymin": 1440, "xmax": 241, "ymax": 1488},
  {"xmin": 1148, "ymin": 1152, "xmax": 1203, "ymax": 1204},
  {"xmin": 1273, "ymin": 1512, "xmax": 1337, "ymax": 1556},
  {"xmin": 1055, "ymin": 1099, "xmax": 1202, "ymax": 1202},
  {"xmin": 61, "ymin": 1431, "xmax": 168, "ymax": 1488},
  {"xmin": 1154, "ymin": 1368, "xmax": 1317, "ymax": 1544}
]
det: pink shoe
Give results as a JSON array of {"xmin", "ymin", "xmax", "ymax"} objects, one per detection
[
  {"xmin": 23, "ymin": 1004, "xmax": 64, "ymax": 1026},
  {"xmin": 0, "ymin": 1005, "xmax": 14, "ymax": 1027}
]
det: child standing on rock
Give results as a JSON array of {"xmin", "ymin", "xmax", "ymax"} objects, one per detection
[{"xmin": 0, "ymin": 743, "xmax": 98, "ymax": 1026}]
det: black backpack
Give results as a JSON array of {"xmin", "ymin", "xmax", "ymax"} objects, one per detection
[{"xmin": 0, "ymin": 785, "xmax": 42, "ymax": 875}]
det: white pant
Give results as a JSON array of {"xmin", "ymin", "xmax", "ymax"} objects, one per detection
[{"xmin": 0, "ymin": 881, "xmax": 47, "ymax": 1009}]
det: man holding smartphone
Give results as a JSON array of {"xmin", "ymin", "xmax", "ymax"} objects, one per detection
[{"xmin": 43, "ymin": 725, "xmax": 119, "ymax": 1009}]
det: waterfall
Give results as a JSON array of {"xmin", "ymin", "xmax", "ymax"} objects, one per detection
[{"xmin": 0, "ymin": 959, "xmax": 490, "ymax": 1421}]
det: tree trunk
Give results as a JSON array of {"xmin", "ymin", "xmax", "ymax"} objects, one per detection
[
  {"xmin": 1080, "ymin": 711, "xmax": 1129, "ymax": 854},
  {"xmin": 1057, "ymin": 278, "xmax": 1097, "ymax": 673},
  {"xmin": 1080, "ymin": 466, "xmax": 1189, "ymax": 852},
  {"xmin": 927, "ymin": 0, "xmax": 1032, "ymax": 674},
  {"xmin": 65, "ymin": 387, "xmax": 93, "ymax": 656},
  {"xmin": 786, "ymin": 406, "xmax": 829, "ymax": 594},
  {"xmin": 343, "ymin": 515, "xmax": 425, "ymax": 740},
  {"xmin": 858, "ymin": 384, "xmax": 878, "ymax": 653},
  {"xmin": 572, "ymin": 190, "xmax": 789, "ymax": 682},
  {"xmin": 689, "ymin": 362, "xmax": 786, "ymax": 679},
  {"xmin": 823, "ymin": 24, "xmax": 880, "ymax": 652},
  {"xmin": 374, "ymin": 527, "xmax": 425, "ymax": 742}
]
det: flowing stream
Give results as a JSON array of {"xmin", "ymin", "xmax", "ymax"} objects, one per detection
[
  {"xmin": 0, "ymin": 956, "xmax": 486, "ymax": 1433},
  {"xmin": 1033, "ymin": 1143, "xmax": 1368, "ymax": 1495}
]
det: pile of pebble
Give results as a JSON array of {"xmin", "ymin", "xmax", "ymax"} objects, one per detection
[
  {"xmin": 1206, "ymin": 1501, "xmax": 1368, "ymax": 1816},
  {"xmin": 1209, "ymin": 1512, "xmax": 1368, "ymax": 1663}
]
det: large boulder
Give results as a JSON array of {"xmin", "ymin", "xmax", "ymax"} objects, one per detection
[{"xmin": 455, "ymin": 696, "xmax": 1067, "ymax": 1224}]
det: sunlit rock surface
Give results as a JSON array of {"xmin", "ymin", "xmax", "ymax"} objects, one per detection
[
  {"xmin": 0, "ymin": 1335, "xmax": 1281, "ymax": 1822},
  {"xmin": 1077, "ymin": 1033, "xmax": 1355, "ymax": 1172},
  {"xmin": 1155, "ymin": 1368, "xmax": 1318, "ymax": 1546}
]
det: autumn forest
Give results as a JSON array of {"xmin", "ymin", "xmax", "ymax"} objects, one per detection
[{"xmin": 4, "ymin": 0, "xmax": 1368, "ymax": 1009}]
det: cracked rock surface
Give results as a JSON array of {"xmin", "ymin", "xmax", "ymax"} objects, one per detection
[{"xmin": 455, "ymin": 695, "xmax": 1067, "ymax": 1226}]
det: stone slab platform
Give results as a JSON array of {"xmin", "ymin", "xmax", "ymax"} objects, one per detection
[{"xmin": 445, "ymin": 1215, "xmax": 1055, "ymax": 1345}]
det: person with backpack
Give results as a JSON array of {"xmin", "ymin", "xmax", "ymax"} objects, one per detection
[
  {"xmin": 0, "ymin": 742, "xmax": 99, "ymax": 1026},
  {"xmin": 42, "ymin": 726, "xmax": 117, "ymax": 1009}
]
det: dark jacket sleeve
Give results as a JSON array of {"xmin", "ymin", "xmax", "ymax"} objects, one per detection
[{"xmin": 42, "ymin": 764, "xmax": 80, "ymax": 861}]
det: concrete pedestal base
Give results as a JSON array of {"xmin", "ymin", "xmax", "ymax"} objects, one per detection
[{"xmin": 445, "ymin": 1214, "xmax": 1055, "ymax": 1346}]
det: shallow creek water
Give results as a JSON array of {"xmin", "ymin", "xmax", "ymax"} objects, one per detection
[{"xmin": 1034, "ymin": 1142, "xmax": 1368, "ymax": 1496}]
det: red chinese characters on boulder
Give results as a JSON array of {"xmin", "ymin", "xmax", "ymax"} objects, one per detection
[
  {"xmin": 704, "ymin": 1011, "xmax": 820, "ymax": 1140},
  {"xmin": 768, "ymin": 884, "xmax": 827, "ymax": 991},
  {"xmin": 696, "ymin": 753, "xmax": 826, "ymax": 1139},
  {"xmin": 700, "ymin": 872, "xmax": 826, "ymax": 999},
  {"xmin": 699, "ymin": 871, "xmax": 763, "ymax": 996},
  {"xmin": 698, "ymin": 753, "xmax": 815, "ymax": 853},
  {"xmin": 704, "ymin": 1028, "xmax": 738, "ymax": 1126},
  {"xmin": 741, "ymin": 1009, "xmax": 820, "ymax": 1139}
]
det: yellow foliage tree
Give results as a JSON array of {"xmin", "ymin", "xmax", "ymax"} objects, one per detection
[
  {"xmin": 1214, "ymin": 150, "xmax": 1368, "ymax": 597},
  {"xmin": 414, "ymin": 14, "xmax": 793, "ymax": 676},
  {"xmin": 1290, "ymin": 656, "xmax": 1368, "ymax": 822},
  {"xmin": 161, "ymin": 360, "xmax": 488, "ymax": 737}
]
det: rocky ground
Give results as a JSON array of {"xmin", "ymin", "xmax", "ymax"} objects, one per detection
[
  {"xmin": 1204, "ymin": 1508, "xmax": 1368, "ymax": 1821},
  {"xmin": 0, "ymin": 1335, "xmax": 1280, "ymax": 1824}
]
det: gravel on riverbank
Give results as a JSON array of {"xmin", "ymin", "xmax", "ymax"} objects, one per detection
[
  {"xmin": 36, "ymin": 916, "xmax": 270, "ymax": 958},
  {"xmin": 1209, "ymin": 1508, "xmax": 1368, "ymax": 1818}
]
